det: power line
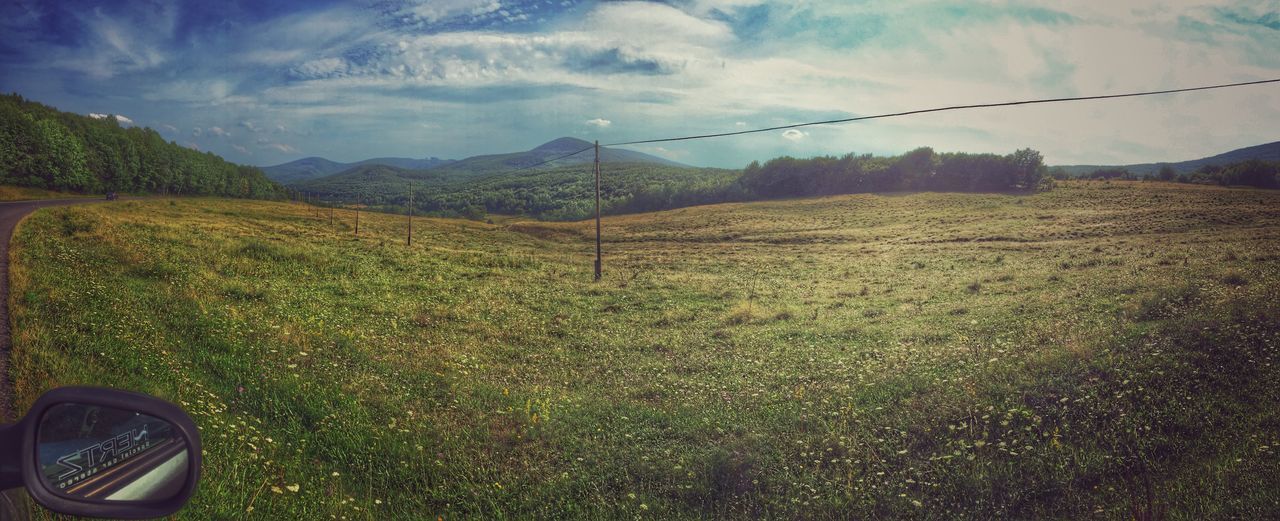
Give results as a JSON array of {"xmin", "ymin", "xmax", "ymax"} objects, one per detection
[
  {"xmin": 503, "ymin": 77, "xmax": 1280, "ymax": 165},
  {"xmin": 511, "ymin": 145, "xmax": 597, "ymax": 171},
  {"xmin": 603, "ymin": 77, "xmax": 1280, "ymax": 147}
]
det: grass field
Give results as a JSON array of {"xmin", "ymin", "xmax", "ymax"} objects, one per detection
[{"xmin": 9, "ymin": 180, "xmax": 1280, "ymax": 519}]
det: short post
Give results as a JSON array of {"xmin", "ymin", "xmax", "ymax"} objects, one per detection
[
  {"xmin": 407, "ymin": 191, "xmax": 413, "ymax": 246},
  {"xmin": 594, "ymin": 140, "xmax": 602, "ymax": 281},
  {"xmin": 355, "ymin": 198, "xmax": 360, "ymax": 236}
]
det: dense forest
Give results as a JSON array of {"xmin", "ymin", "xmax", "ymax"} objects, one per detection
[
  {"xmin": 304, "ymin": 163, "xmax": 742, "ymax": 221},
  {"xmin": 1074, "ymin": 160, "xmax": 1280, "ymax": 188},
  {"xmin": 0, "ymin": 94, "xmax": 283, "ymax": 198},
  {"xmin": 307, "ymin": 146, "xmax": 1051, "ymax": 221}
]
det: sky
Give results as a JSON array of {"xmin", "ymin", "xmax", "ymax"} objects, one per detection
[{"xmin": 1, "ymin": 0, "xmax": 1277, "ymax": 168}]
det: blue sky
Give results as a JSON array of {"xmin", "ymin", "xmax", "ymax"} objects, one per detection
[{"xmin": 1, "ymin": 0, "xmax": 1277, "ymax": 168}]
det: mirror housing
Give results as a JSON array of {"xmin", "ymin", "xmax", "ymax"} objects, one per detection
[{"xmin": 0, "ymin": 387, "xmax": 201, "ymax": 519}]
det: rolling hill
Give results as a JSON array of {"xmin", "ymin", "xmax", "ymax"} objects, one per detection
[
  {"xmin": 1057, "ymin": 140, "xmax": 1280, "ymax": 176},
  {"xmin": 262, "ymin": 156, "xmax": 454, "ymax": 184},
  {"xmin": 266, "ymin": 138, "xmax": 681, "ymax": 186},
  {"xmin": 427, "ymin": 137, "xmax": 687, "ymax": 177},
  {"xmin": 290, "ymin": 138, "xmax": 709, "ymax": 219}
]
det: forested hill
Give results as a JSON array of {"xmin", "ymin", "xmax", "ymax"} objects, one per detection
[
  {"xmin": 1057, "ymin": 141, "xmax": 1280, "ymax": 177},
  {"xmin": 306, "ymin": 147, "xmax": 1050, "ymax": 221},
  {"xmin": 0, "ymin": 94, "xmax": 283, "ymax": 198}
]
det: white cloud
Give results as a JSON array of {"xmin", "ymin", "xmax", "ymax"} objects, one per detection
[
  {"xmin": 146, "ymin": 79, "xmax": 238, "ymax": 104},
  {"xmin": 646, "ymin": 146, "xmax": 689, "ymax": 159},
  {"xmin": 400, "ymin": 0, "xmax": 503, "ymax": 23},
  {"xmin": 208, "ymin": 126, "xmax": 230, "ymax": 137},
  {"xmin": 261, "ymin": 142, "xmax": 299, "ymax": 154},
  {"xmin": 586, "ymin": 118, "xmax": 611, "ymax": 128},
  {"xmin": 192, "ymin": 127, "xmax": 203, "ymax": 137},
  {"xmin": 161, "ymin": 124, "xmax": 178, "ymax": 132},
  {"xmin": 87, "ymin": 113, "xmax": 132, "ymax": 125},
  {"xmin": 231, "ymin": 144, "xmax": 250, "ymax": 154},
  {"xmin": 49, "ymin": 3, "xmax": 177, "ymax": 78},
  {"xmin": 782, "ymin": 129, "xmax": 808, "ymax": 141}
]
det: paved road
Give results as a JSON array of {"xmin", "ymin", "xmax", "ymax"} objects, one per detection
[{"xmin": 0, "ymin": 198, "xmax": 102, "ymax": 423}]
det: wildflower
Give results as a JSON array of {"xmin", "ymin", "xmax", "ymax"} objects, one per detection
[
  {"xmin": 271, "ymin": 486, "xmax": 283, "ymax": 494},
  {"xmin": 287, "ymin": 484, "xmax": 300, "ymax": 493},
  {"xmin": 332, "ymin": 472, "xmax": 340, "ymax": 477}
]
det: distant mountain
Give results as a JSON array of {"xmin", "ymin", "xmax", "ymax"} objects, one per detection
[
  {"xmin": 1057, "ymin": 141, "xmax": 1280, "ymax": 177},
  {"xmin": 263, "ymin": 156, "xmax": 454, "ymax": 184},
  {"xmin": 262, "ymin": 157, "xmax": 347, "ymax": 184},
  {"xmin": 428, "ymin": 137, "xmax": 688, "ymax": 177},
  {"xmin": 291, "ymin": 138, "xmax": 720, "ymax": 218},
  {"xmin": 290, "ymin": 164, "xmax": 448, "ymax": 197},
  {"xmin": 354, "ymin": 157, "xmax": 455, "ymax": 170}
]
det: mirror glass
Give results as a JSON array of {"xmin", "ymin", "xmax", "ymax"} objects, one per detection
[{"xmin": 37, "ymin": 403, "xmax": 190, "ymax": 502}]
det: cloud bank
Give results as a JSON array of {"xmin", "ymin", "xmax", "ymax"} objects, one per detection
[{"xmin": 0, "ymin": 0, "xmax": 1275, "ymax": 167}]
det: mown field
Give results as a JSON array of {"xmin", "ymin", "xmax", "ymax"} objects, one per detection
[{"xmin": 9, "ymin": 180, "xmax": 1280, "ymax": 519}]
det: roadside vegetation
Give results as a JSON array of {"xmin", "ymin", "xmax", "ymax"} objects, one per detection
[
  {"xmin": 9, "ymin": 180, "xmax": 1279, "ymax": 519},
  {"xmin": 0, "ymin": 185, "xmax": 95, "ymax": 201}
]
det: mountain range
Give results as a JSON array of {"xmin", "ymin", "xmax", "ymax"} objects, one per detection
[
  {"xmin": 262, "ymin": 137, "xmax": 684, "ymax": 185},
  {"xmin": 1056, "ymin": 140, "xmax": 1280, "ymax": 177},
  {"xmin": 262, "ymin": 156, "xmax": 455, "ymax": 184}
]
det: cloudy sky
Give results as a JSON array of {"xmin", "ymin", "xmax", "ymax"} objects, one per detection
[{"xmin": 1, "ymin": 0, "xmax": 1277, "ymax": 168}]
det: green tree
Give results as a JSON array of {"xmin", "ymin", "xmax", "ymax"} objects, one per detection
[{"xmin": 34, "ymin": 118, "xmax": 93, "ymax": 191}]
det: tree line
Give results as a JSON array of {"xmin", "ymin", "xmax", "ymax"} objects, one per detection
[
  {"xmin": 1072, "ymin": 160, "xmax": 1280, "ymax": 188},
  {"xmin": 0, "ymin": 94, "xmax": 284, "ymax": 198}
]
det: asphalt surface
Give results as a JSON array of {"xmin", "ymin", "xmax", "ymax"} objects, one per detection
[{"xmin": 0, "ymin": 198, "xmax": 102, "ymax": 423}]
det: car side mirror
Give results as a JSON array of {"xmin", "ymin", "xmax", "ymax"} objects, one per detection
[{"xmin": 0, "ymin": 387, "xmax": 202, "ymax": 519}]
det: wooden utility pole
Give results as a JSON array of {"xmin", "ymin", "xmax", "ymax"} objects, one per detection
[
  {"xmin": 594, "ymin": 140, "xmax": 602, "ymax": 281},
  {"xmin": 407, "ymin": 191, "xmax": 413, "ymax": 246}
]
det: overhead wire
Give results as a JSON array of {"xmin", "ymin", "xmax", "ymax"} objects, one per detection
[
  {"xmin": 603, "ymin": 77, "xmax": 1280, "ymax": 147},
  {"xmin": 502, "ymin": 77, "xmax": 1280, "ymax": 168}
]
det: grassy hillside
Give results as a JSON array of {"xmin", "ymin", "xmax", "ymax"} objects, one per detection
[{"xmin": 9, "ymin": 181, "xmax": 1280, "ymax": 519}]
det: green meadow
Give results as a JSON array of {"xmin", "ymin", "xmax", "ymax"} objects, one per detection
[{"xmin": 9, "ymin": 180, "xmax": 1280, "ymax": 519}]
